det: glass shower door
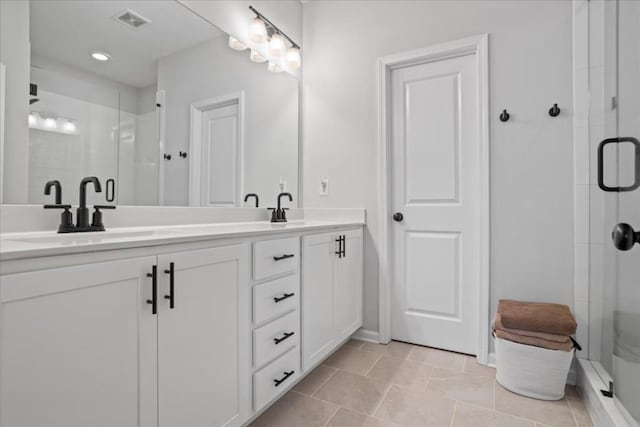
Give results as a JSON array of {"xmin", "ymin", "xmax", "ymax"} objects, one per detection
[{"xmin": 597, "ymin": 0, "xmax": 640, "ymax": 422}]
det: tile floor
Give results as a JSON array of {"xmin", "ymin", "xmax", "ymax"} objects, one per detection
[{"xmin": 250, "ymin": 340, "xmax": 594, "ymax": 427}]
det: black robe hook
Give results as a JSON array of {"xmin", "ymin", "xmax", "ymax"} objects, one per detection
[
  {"xmin": 499, "ymin": 109, "xmax": 510, "ymax": 122},
  {"xmin": 549, "ymin": 103, "xmax": 560, "ymax": 117}
]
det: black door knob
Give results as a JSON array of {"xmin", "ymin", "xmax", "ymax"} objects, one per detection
[
  {"xmin": 612, "ymin": 223, "xmax": 640, "ymax": 251},
  {"xmin": 393, "ymin": 212, "xmax": 404, "ymax": 222}
]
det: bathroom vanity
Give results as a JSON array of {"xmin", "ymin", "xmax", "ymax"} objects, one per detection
[{"xmin": 0, "ymin": 219, "xmax": 364, "ymax": 427}]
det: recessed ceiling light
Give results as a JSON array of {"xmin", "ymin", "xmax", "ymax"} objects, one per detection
[{"xmin": 91, "ymin": 52, "xmax": 111, "ymax": 62}]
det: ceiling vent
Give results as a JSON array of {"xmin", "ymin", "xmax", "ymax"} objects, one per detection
[{"xmin": 113, "ymin": 9, "xmax": 151, "ymax": 29}]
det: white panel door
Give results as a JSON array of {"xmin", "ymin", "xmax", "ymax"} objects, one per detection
[
  {"xmin": 390, "ymin": 53, "xmax": 480, "ymax": 355},
  {"xmin": 0, "ymin": 257, "xmax": 158, "ymax": 427},
  {"xmin": 157, "ymin": 245, "xmax": 250, "ymax": 427},
  {"xmin": 201, "ymin": 103, "xmax": 239, "ymax": 206}
]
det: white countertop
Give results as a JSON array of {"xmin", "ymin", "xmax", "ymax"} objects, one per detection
[{"xmin": 0, "ymin": 219, "xmax": 364, "ymax": 261}]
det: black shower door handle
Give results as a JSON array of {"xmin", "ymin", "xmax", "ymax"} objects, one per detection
[{"xmin": 597, "ymin": 137, "xmax": 640, "ymax": 192}]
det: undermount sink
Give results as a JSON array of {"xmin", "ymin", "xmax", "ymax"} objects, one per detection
[{"xmin": 6, "ymin": 229, "xmax": 179, "ymax": 245}]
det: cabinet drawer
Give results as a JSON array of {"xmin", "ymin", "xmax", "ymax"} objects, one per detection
[
  {"xmin": 254, "ymin": 310, "xmax": 300, "ymax": 369},
  {"xmin": 253, "ymin": 237, "xmax": 299, "ymax": 281},
  {"xmin": 253, "ymin": 347, "xmax": 300, "ymax": 411},
  {"xmin": 253, "ymin": 274, "xmax": 299, "ymax": 325}
]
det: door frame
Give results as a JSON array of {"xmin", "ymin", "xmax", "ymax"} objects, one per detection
[
  {"xmin": 188, "ymin": 91, "xmax": 245, "ymax": 206},
  {"xmin": 376, "ymin": 34, "xmax": 490, "ymax": 364}
]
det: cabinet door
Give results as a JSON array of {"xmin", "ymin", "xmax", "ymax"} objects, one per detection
[
  {"xmin": 157, "ymin": 245, "xmax": 250, "ymax": 427},
  {"xmin": 334, "ymin": 229, "xmax": 364, "ymax": 341},
  {"xmin": 0, "ymin": 257, "xmax": 158, "ymax": 427},
  {"xmin": 301, "ymin": 232, "xmax": 336, "ymax": 371}
]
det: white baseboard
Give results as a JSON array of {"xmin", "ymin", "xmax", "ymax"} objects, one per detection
[{"xmin": 351, "ymin": 328, "xmax": 380, "ymax": 343}]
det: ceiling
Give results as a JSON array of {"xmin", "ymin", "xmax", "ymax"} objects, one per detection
[{"xmin": 30, "ymin": 0, "xmax": 224, "ymax": 88}]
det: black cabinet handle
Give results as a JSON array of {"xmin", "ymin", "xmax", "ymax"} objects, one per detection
[
  {"xmin": 273, "ymin": 370, "xmax": 295, "ymax": 387},
  {"xmin": 393, "ymin": 212, "xmax": 404, "ymax": 222},
  {"xmin": 273, "ymin": 254, "xmax": 295, "ymax": 261},
  {"xmin": 274, "ymin": 292, "xmax": 295, "ymax": 303},
  {"xmin": 273, "ymin": 331, "xmax": 295, "ymax": 345},
  {"xmin": 598, "ymin": 137, "xmax": 640, "ymax": 192},
  {"xmin": 342, "ymin": 235, "xmax": 346, "ymax": 258},
  {"xmin": 164, "ymin": 262, "xmax": 175, "ymax": 309},
  {"xmin": 335, "ymin": 236, "xmax": 343, "ymax": 258},
  {"xmin": 146, "ymin": 265, "xmax": 157, "ymax": 315}
]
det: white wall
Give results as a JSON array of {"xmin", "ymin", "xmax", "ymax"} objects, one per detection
[
  {"xmin": 302, "ymin": 1, "xmax": 575, "ymax": 338},
  {"xmin": 0, "ymin": 0, "xmax": 30, "ymax": 203},
  {"xmin": 157, "ymin": 35, "xmax": 299, "ymax": 207}
]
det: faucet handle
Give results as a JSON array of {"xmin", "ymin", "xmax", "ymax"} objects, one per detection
[
  {"xmin": 44, "ymin": 204, "xmax": 72, "ymax": 209},
  {"xmin": 91, "ymin": 205, "xmax": 116, "ymax": 230},
  {"xmin": 44, "ymin": 205, "xmax": 74, "ymax": 232}
]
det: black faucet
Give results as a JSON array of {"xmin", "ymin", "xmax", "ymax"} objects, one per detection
[
  {"xmin": 270, "ymin": 192, "xmax": 293, "ymax": 223},
  {"xmin": 77, "ymin": 177, "xmax": 102, "ymax": 228},
  {"xmin": 244, "ymin": 193, "xmax": 259, "ymax": 208},
  {"xmin": 43, "ymin": 180, "xmax": 74, "ymax": 233},
  {"xmin": 44, "ymin": 180, "xmax": 62, "ymax": 205}
]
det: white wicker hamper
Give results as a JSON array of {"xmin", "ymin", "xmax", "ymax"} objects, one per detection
[{"xmin": 495, "ymin": 335, "xmax": 574, "ymax": 400}]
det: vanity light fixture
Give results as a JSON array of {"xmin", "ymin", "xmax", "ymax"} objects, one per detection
[
  {"xmin": 62, "ymin": 121, "xmax": 77, "ymax": 133},
  {"xmin": 43, "ymin": 117, "xmax": 57, "ymax": 130},
  {"xmin": 249, "ymin": 17, "xmax": 268, "ymax": 43},
  {"xmin": 228, "ymin": 36, "xmax": 248, "ymax": 51},
  {"xmin": 268, "ymin": 33, "xmax": 287, "ymax": 58},
  {"xmin": 91, "ymin": 51, "xmax": 111, "ymax": 62},
  {"xmin": 250, "ymin": 50, "xmax": 267, "ymax": 63},
  {"xmin": 267, "ymin": 61, "xmax": 283, "ymax": 73},
  {"xmin": 248, "ymin": 6, "xmax": 301, "ymax": 69},
  {"xmin": 286, "ymin": 46, "xmax": 301, "ymax": 69}
]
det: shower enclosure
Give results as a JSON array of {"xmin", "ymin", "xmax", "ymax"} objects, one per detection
[{"xmin": 586, "ymin": 0, "xmax": 639, "ymax": 424}]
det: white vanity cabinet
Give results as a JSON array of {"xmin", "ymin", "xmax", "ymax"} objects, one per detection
[
  {"xmin": 0, "ymin": 223, "xmax": 364, "ymax": 427},
  {"xmin": 0, "ymin": 244, "xmax": 250, "ymax": 427},
  {"xmin": 156, "ymin": 245, "xmax": 250, "ymax": 427},
  {"xmin": 302, "ymin": 228, "xmax": 363, "ymax": 371},
  {"xmin": 0, "ymin": 257, "xmax": 159, "ymax": 427}
]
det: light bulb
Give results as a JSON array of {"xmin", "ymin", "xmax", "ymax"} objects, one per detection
[
  {"xmin": 249, "ymin": 17, "xmax": 267, "ymax": 44},
  {"xmin": 250, "ymin": 50, "xmax": 267, "ymax": 63},
  {"xmin": 28, "ymin": 113, "xmax": 37, "ymax": 127},
  {"xmin": 43, "ymin": 117, "xmax": 57, "ymax": 130},
  {"xmin": 62, "ymin": 121, "xmax": 76, "ymax": 133},
  {"xmin": 91, "ymin": 51, "xmax": 111, "ymax": 62},
  {"xmin": 268, "ymin": 61, "xmax": 282, "ymax": 73},
  {"xmin": 268, "ymin": 33, "xmax": 287, "ymax": 58},
  {"xmin": 228, "ymin": 36, "xmax": 247, "ymax": 51},
  {"xmin": 286, "ymin": 46, "xmax": 301, "ymax": 69}
]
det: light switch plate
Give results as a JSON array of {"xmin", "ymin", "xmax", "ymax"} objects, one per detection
[{"xmin": 320, "ymin": 177, "xmax": 329, "ymax": 196}]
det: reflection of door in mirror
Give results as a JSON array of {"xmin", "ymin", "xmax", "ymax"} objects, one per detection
[{"xmin": 189, "ymin": 95, "xmax": 243, "ymax": 207}]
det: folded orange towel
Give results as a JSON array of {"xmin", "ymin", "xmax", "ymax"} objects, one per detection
[
  {"xmin": 494, "ymin": 329, "xmax": 574, "ymax": 351},
  {"xmin": 493, "ymin": 313, "xmax": 570, "ymax": 343},
  {"xmin": 498, "ymin": 299, "xmax": 577, "ymax": 336}
]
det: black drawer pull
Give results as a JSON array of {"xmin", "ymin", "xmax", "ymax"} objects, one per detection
[
  {"xmin": 274, "ymin": 292, "xmax": 295, "ymax": 303},
  {"xmin": 273, "ymin": 254, "xmax": 295, "ymax": 261},
  {"xmin": 274, "ymin": 331, "xmax": 295, "ymax": 345},
  {"xmin": 146, "ymin": 265, "xmax": 157, "ymax": 315},
  {"xmin": 274, "ymin": 370, "xmax": 295, "ymax": 387},
  {"xmin": 164, "ymin": 262, "xmax": 175, "ymax": 309},
  {"xmin": 335, "ymin": 236, "xmax": 342, "ymax": 258}
]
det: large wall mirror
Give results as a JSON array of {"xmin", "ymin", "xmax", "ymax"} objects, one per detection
[{"xmin": 0, "ymin": 0, "xmax": 299, "ymax": 207}]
